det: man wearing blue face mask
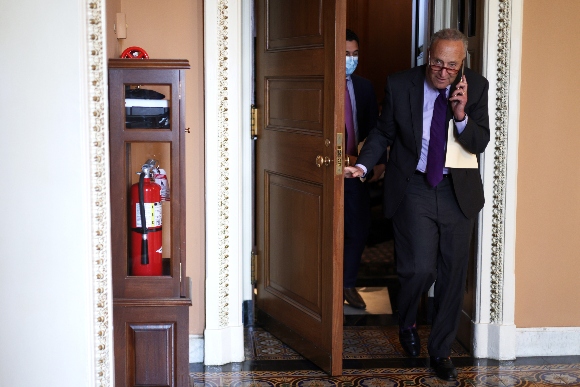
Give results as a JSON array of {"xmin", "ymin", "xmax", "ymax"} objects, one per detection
[{"xmin": 343, "ymin": 29, "xmax": 386, "ymax": 309}]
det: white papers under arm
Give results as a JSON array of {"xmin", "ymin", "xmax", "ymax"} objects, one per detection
[{"xmin": 445, "ymin": 119, "xmax": 478, "ymax": 168}]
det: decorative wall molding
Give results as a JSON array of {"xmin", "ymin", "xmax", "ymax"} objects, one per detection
[
  {"xmin": 203, "ymin": 0, "xmax": 246, "ymax": 365},
  {"xmin": 476, "ymin": 0, "xmax": 522, "ymax": 359},
  {"xmin": 216, "ymin": 0, "xmax": 232, "ymax": 328},
  {"xmin": 489, "ymin": 0, "xmax": 512, "ymax": 324},
  {"xmin": 86, "ymin": 0, "xmax": 114, "ymax": 385}
]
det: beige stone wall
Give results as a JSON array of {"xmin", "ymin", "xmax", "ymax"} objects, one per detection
[{"xmin": 516, "ymin": 0, "xmax": 580, "ymax": 327}]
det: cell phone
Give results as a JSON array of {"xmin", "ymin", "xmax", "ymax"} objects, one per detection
[
  {"xmin": 451, "ymin": 59, "xmax": 466, "ymax": 101},
  {"xmin": 456, "ymin": 59, "xmax": 465, "ymax": 86}
]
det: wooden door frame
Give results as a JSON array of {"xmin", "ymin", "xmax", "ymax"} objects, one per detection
[
  {"xmin": 199, "ymin": 0, "xmax": 525, "ymax": 365},
  {"xmin": 202, "ymin": 0, "xmax": 252, "ymax": 366},
  {"xmin": 199, "ymin": 0, "xmax": 525, "ymax": 366}
]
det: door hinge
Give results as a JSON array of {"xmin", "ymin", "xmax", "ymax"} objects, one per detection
[
  {"xmin": 251, "ymin": 105, "xmax": 258, "ymax": 139},
  {"xmin": 251, "ymin": 251, "xmax": 258, "ymax": 286}
]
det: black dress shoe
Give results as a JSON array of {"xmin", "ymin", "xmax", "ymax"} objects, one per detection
[
  {"xmin": 430, "ymin": 356, "xmax": 458, "ymax": 381},
  {"xmin": 398, "ymin": 326, "xmax": 420, "ymax": 357},
  {"xmin": 343, "ymin": 287, "xmax": 366, "ymax": 309}
]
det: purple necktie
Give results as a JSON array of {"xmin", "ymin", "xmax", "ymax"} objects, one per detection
[
  {"xmin": 426, "ymin": 88, "xmax": 448, "ymax": 187},
  {"xmin": 345, "ymin": 81, "xmax": 357, "ymax": 156}
]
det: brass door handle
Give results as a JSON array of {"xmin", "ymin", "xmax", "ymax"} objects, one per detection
[
  {"xmin": 316, "ymin": 155, "xmax": 324, "ymax": 167},
  {"xmin": 316, "ymin": 155, "xmax": 331, "ymax": 167}
]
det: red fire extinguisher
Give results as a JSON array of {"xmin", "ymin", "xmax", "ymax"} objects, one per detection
[{"xmin": 130, "ymin": 160, "xmax": 163, "ymax": 276}]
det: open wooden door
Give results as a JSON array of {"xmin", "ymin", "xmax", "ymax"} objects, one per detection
[{"xmin": 254, "ymin": 0, "xmax": 346, "ymax": 376}]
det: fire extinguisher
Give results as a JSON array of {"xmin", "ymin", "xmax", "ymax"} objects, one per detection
[{"xmin": 130, "ymin": 160, "xmax": 163, "ymax": 276}]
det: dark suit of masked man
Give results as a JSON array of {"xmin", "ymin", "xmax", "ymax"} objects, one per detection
[{"xmin": 342, "ymin": 29, "xmax": 385, "ymax": 310}]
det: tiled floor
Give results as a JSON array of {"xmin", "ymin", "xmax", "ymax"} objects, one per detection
[
  {"xmin": 190, "ymin": 239, "xmax": 580, "ymax": 385},
  {"xmin": 191, "ymin": 362, "xmax": 580, "ymax": 386},
  {"xmin": 190, "ymin": 324, "xmax": 580, "ymax": 386},
  {"xmin": 245, "ymin": 326, "xmax": 470, "ymax": 361}
]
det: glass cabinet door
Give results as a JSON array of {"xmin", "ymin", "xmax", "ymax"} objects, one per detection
[
  {"xmin": 126, "ymin": 142, "xmax": 172, "ymax": 277},
  {"xmin": 125, "ymin": 84, "xmax": 171, "ymax": 130},
  {"xmin": 108, "ymin": 60, "xmax": 188, "ymax": 299}
]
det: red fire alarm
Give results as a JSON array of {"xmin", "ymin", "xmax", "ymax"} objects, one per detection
[{"xmin": 120, "ymin": 46, "xmax": 149, "ymax": 59}]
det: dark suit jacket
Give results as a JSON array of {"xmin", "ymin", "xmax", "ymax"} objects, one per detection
[
  {"xmin": 356, "ymin": 65, "xmax": 490, "ymax": 219},
  {"xmin": 351, "ymin": 74, "xmax": 386, "ymax": 167},
  {"xmin": 351, "ymin": 74, "xmax": 379, "ymax": 145}
]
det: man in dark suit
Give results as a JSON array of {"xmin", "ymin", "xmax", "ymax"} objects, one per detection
[
  {"xmin": 342, "ymin": 29, "xmax": 385, "ymax": 309},
  {"xmin": 344, "ymin": 29, "xmax": 489, "ymax": 380}
]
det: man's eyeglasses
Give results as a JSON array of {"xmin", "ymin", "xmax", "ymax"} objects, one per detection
[{"xmin": 428, "ymin": 53, "xmax": 462, "ymax": 75}]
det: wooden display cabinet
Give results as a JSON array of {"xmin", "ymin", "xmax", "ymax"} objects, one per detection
[{"xmin": 108, "ymin": 59, "xmax": 191, "ymax": 387}]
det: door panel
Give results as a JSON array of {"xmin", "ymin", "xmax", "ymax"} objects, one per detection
[
  {"xmin": 255, "ymin": 0, "xmax": 345, "ymax": 375},
  {"xmin": 267, "ymin": 78, "xmax": 324, "ymax": 134},
  {"xmin": 265, "ymin": 173, "xmax": 323, "ymax": 317},
  {"xmin": 267, "ymin": 0, "xmax": 323, "ymax": 50}
]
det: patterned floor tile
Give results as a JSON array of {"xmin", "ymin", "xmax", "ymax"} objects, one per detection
[
  {"xmin": 245, "ymin": 326, "xmax": 469, "ymax": 361},
  {"xmin": 190, "ymin": 363, "xmax": 580, "ymax": 387},
  {"xmin": 245, "ymin": 328, "xmax": 303, "ymax": 360}
]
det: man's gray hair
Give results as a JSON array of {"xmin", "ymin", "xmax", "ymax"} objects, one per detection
[{"xmin": 430, "ymin": 28, "xmax": 468, "ymax": 52}]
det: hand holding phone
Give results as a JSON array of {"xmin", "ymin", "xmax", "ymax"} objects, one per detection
[{"xmin": 449, "ymin": 62, "xmax": 467, "ymax": 120}]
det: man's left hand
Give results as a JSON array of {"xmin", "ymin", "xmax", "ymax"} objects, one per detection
[
  {"xmin": 449, "ymin": 75, "xmax": 468, "ymax": 121},
  {"xmin": 344, "ymin": 166, "xmax": 365, "ymax": 178}
]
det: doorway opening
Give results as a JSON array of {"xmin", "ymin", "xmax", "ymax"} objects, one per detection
[
  {"xmin": 249, "ymin": 0, "xmax": 486, "ymax": 372},
  {"xmin": 342, "ymin": 0, "xmax": 420, "ymax": 329},
  {"xmin": 341, "ymin": 0, "xmax": 484, "ymax": 354}
]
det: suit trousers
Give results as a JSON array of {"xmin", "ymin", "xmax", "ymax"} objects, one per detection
[
  {"xmin": 344, "ymin": 177, "xmax": 371, "ymax": 288},
  {"xmin": 392, "ymin": 173, "xmax": 474, "ymax": 358}
]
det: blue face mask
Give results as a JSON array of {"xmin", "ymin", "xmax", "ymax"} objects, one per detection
[{"xmin": 346, "ymin": 56, "xmax": 358, "ymax": 76}]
